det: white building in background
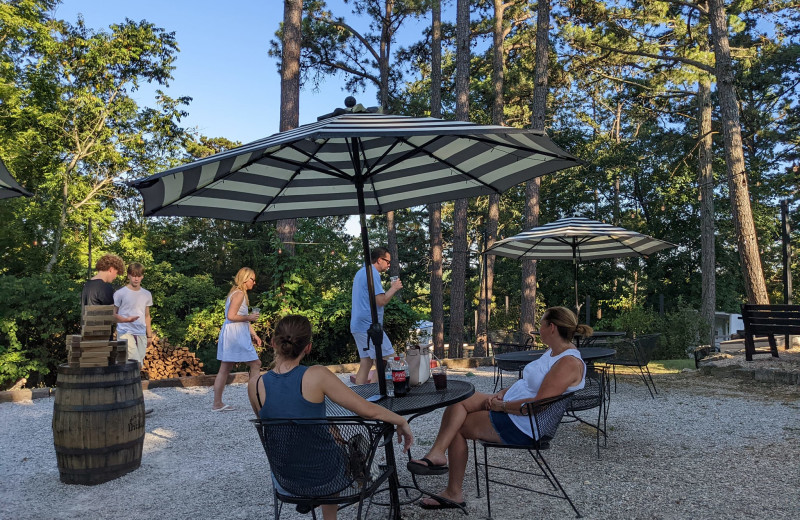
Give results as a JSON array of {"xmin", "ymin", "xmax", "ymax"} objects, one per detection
[
  {"xmin": 714, "ymin": 311, "xmax": 744, "ymax": 346},
  {"xmin": 412, "ymin": 320, "xmax": 433, "ymax": 345}
]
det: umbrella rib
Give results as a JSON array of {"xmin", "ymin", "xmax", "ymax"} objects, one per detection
[
  {"xmin": 367, "ymin": 135, "xmax": 503, "ymax": 194},
  {"xmin": 249, "ymin": 139, "xmax": 352, "ymax": 222},
  {"xmin": 271, "ymin": 141, "xmax": 354, "ymax": 181}
]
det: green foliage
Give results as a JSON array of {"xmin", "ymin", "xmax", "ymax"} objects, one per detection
[
  {"xmin": 596, "ymin": 299, "xmax": 660, "ymax": 338},
  {"xmin": 0, "ymin": 319, "xmax": 45, "ymax": 390},
  {"xmin": 0, "ymin": 274, "xmax": 81, "ymax": 388},
  {"xmin": 596, "ymin": 297, "xmax": 710, "ymax": 359},
  {"xmin": 654, "ymin": 301, "xmax": 712, "ymax": 359},
  {"xmin": 145, "ymin": 264, "xmax": 226, "ymax": 345}
]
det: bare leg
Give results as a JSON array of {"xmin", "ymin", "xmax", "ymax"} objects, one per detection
[
  {"xmin": 355, "ymin": 357, "xmax": 374, "ymax": 385},
  {"xmin": 413, "ymin": 392, "xmax": 493, "ymax": 467},
  {"xmin": 321, "ymin": 504, "xmax": 337, "ymax": 520},
  {"xmin": 247, "ymin": 359, "xmax": 262, "ymax": 378},
  {"xmin": 414, "ymin": 393, "xmax": 502, "ymax": 506},
  {"xmin": 212, "ymin": 361, "xmax": 234, "ymax": 409}
]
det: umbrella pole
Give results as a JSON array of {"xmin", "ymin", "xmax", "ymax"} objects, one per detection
[
  {"xmin": 354, "ymin": 176, "xmax": 387, "ymax": 397},
  {"xmin": 483, "ymin": 251, "xmax": 489, "ymax": 353},
  {"xmin": 573, "ymin": 244, "xmax": 579, "ymax": 315}
]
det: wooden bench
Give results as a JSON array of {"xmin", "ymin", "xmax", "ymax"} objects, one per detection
[{"xmin": 741, "ymin": 304, "xmax": 800, "ymax": 361}]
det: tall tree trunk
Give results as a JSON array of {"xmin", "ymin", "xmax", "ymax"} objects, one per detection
[
  {"xmin": 476, "ymin": 0, "xmax": 506, "ymax": 357},
  {"xmin": 45, "ymin": 173, "xmax": 69, "ymax": 272},
  {"xmin": 429, "ymin": 0, "xmax": 445, "ymax": 358},
  {"xmin": 276, "ymin": 0, "xmax": 302, "ymax": 255},
  {"xmin": 381, "ymin": 2, "xmax": 399, "ymax": 282},
  {"xmin": 698, "ymin": 73, "xmax": 716, "ymax": 346},
  {"xmin": 521, "ymin": 0, "xmax": 550, "ymax": 331},
  {"xmin": 449, "ymin": 0, "xmax": 470, "ymax": 358},
  {"xmin": 707, "ymin": 0, "xmax": 769, "ymax": 304},
  {"xmin": 379, "ymin": 0, "xmax": 393, "ymax": 109}
]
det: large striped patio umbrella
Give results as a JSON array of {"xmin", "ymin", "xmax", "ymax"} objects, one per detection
[
  {"xmin": 131, "ymin": 109, "xmax": 580, "ymax": 395},
  {"xmin": 486, "ymin": 216, "xmax": 676, "ymax": 312},
  {"xmin": 0, "ymin": 158, "xmax": 32, "ymax": 199}
]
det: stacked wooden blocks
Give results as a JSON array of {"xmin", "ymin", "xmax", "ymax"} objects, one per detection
[{"xmin": 67, "ymin": 305, "xmax": 128, "ymax": 367}]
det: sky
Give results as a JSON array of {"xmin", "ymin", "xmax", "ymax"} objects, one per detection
[
  {"xmin": 50, "ymin": 1, "xmax": 436, "ymax": 236},
  {"xmin": 51, "ymin": 0, "xmax": 422, "ymax": 145}
]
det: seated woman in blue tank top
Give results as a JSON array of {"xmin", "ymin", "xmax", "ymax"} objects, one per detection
[
  {"xmin": 407, "ymin": 306, "xmax": 589, "ymax": 510},
  {"xmin": 248, "ymin": 315, "xmax": 413, "ymax": 520}
]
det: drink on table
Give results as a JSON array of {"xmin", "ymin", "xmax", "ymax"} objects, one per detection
[
  {"xmin": 384, "ymin": 358, "xmax": 394, "ymax": 397},
  {"xmin": 392, "ymin": 356, "xmax": 409, "ymax": 397},
  {"xmin": 433, "ymin": 364, "xmax": 447, "ymax": 390}
]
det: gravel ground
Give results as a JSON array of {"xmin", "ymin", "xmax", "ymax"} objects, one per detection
[{"xmin": 2, "ymin": 367, "xmax": 799, "ymax": 520}]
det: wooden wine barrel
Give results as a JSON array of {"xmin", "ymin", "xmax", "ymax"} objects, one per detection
[{"xmin": 52, "ymin": 361, "xmax": 145, "ymax": 485}]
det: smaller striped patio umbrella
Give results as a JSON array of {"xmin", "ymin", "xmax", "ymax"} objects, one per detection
[
  {"xmin": 0, "ymin": 158, "xmax": 32, "ymax": 199},
  {"xmin": 486, "ymin": 216, "xmax": 676, "ymax": 312}
]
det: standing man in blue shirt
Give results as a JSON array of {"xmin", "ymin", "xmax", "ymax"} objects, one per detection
[{"xmin": 351, "ymin": 247, "xmax": 402, "ymax": 385}]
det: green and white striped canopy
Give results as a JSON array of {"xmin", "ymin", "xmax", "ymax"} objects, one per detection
[
  {"xmin": 487, "ymin": 216, "xmax": 676, "ymax": 261},
  {"xmin": 486, "ymin": 216, "xmax": 676, "ymax": 311},
  {"xmin": 131, "ymin": 112, "xmax": 580, "ymax": 221},
  {"xmin": 0, "ymin": 158, "xmax": 32, "ymax": 200}
]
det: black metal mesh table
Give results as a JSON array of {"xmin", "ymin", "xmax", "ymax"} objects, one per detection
[
  {"xmin": 326, "ymin": 380, "xmax": 475, "ymax": 420},
  {"xmin": 326, "ymin": 379, "xmax": 475, "ymax": 516},
  {"xmin": 495, "ymin": 347, "xmax": 617, "ymax": 378}
]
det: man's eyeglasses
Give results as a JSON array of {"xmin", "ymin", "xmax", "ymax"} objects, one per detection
[{"xmin": 379, "ymin": 257, "xmax": 391, "ymax": 264}]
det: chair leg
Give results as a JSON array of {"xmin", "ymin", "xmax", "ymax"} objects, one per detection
[
  {"xmin": 473, "ymin": 440, "xmax": 481, "ymax": 498},
  {"xmin": 612, "ymin": 365, "xmax": 618, "ymax": 393},
  {"xmin": 537, "ymin": 452, "xmax": 582, "ymax": 518},
  {"xmin": 484, "ymin": 444, "xmax": 492, "ymax": 520},
  {"xmin": 637, "ymin": 366, "xmax": 656, "ymax": 398},
  {"xmin": 643, "ymin": 365, "xmax": 658, "ymax": 396}
]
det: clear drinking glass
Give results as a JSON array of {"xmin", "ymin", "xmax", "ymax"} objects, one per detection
[{"xmin": 433, "ymin": 365, "xmax": 447, "ymax": 390}]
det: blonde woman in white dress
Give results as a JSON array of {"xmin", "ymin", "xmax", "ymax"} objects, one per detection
[{"xmin": 212, "ymin": 267, "xmax": 262, "ymax": 411}]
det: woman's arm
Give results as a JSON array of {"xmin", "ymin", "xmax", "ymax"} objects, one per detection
[
  {"xmin": 491, "ymin": 356, "xmax": 583, "ymax": 415},
  {"xmin": 226, "ymin": 291, "xmax": 257, "ymax": 322},
  {"xmin": 249, "ymin": 323, "xmax": 262, "ymax": 347},
  {"xmin": 247, "ymin": 372, "xmax": 264, "ymax": 416},
  {"xmin": 306, "ymin": 366, "xmax": 413, "ymax": 452}
]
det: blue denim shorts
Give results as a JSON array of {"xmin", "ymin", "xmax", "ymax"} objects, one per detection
[{"xmin": 489, "ymin": 410, "xmax": 533, "ymax": 445}]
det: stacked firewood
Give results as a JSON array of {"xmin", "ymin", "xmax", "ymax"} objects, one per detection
[
  {"xmin": 66, "ymin": 305, "xmax": 127, "ymax": 367},
  {"xmin": 141, "ymin": 336, "xmax": 205, "ymax": 380}
]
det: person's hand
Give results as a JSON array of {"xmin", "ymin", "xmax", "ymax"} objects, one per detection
[
  {"xmin": 390, "ymin": 278, "xmax": 403, "ymax": 291},
  {"xmin": 253, "ymin": 335, "xmax": 263, "ymax": 347},
  {"xmin": 395, "ymin": 421, "xmax": 414, "ymax": 453},
  {"xmin": 247, "ymin": 313, "xmax": 259, "ymax": 322}
]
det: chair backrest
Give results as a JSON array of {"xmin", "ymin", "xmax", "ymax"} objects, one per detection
[
  {"xmin": 252, "ymin": 417, "xmax": 391, "ymax": 498},
  {"xmin": 509, "ymin": 331, "xmax": 534, "ymax": 348},
  {"xmin": 488, "ymin": 330, "xmax": 508, "ymax": 344},
  {"xmin": 568, "ymin": 368, "xmax": 605, "ymax": 412},
  {"xmin": 520, "ymin": 393, "xmax": 574, "ymax": 444},
  {"xmin": 633, "ymin": 334, "xmax": 661, "ymax": 364}
]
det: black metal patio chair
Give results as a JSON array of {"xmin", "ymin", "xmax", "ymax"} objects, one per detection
[
  {"xmin": 605, "ymin": 334, "xmax": 661, "ymax": 398},
  {"xmin": 563, "ymin": 366, "xmax": 609, "ymax": 458},
  {"xmin": 252, "ymin": 416, "xmax": 396, "ymax": 520},
  {"xmin": 472, "ymin": 393, "xmax": 581, "ymax": 519}
]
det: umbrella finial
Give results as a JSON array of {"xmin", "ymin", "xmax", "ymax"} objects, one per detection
[{"xmin": 344, "ymin": 96, "xmax": 357, "ymax": 108}]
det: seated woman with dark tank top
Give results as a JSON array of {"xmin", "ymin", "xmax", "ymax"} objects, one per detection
[{"xmin": 248, "ymin": 315, "xmax": 413, "ymax": 520}]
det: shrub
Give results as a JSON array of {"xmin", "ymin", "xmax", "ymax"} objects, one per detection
[
  {"xmin": 0, "ymin": 274, "xmax": 81, "ymax": 388},
  {"xmin": 654, "ymin": 301, "xmax": 711, "ymax": 359}
]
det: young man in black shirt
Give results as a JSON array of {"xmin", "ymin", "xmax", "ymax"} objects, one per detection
[{"xmin": 81, "ymin": 254, "xmax": 125, "ymax": 306}]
